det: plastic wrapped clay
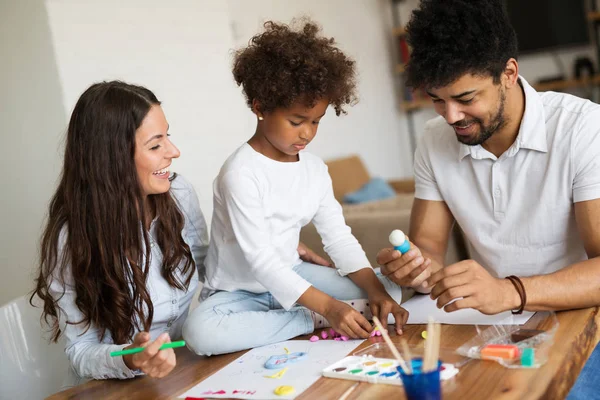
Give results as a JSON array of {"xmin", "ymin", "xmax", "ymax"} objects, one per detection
[
  {"xmin": 481, "ymin": 344, "xmax": 519, "ymax": 360},
  {"xmin": 521, "ymin": 348, "xmax": 535, "ymax": 367},
  {"xmin": 329, "ymin": 328, "xmax": 336, "ymax": 337},
  {"xmin": 340, "ymin": 336, "xmax": 349, "ymax": 341},
  {"xmin": 309, "ymin": 335, "xmax": 319, "ymax": 342},
  {"xmin": 321, "ymin": 330, "xmax": 328, "ymax": 339}
]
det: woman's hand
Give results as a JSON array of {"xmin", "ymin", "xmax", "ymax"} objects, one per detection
[{"xmin": 122, "ymin": 332, "xmax": 176, "ymax": 378}]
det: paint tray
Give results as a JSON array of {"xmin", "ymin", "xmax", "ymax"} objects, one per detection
[{"xmin": 321, "ymin": 342, "xmax": 464, "ymax": 386}]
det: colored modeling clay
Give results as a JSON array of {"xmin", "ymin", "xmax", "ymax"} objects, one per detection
[
  {"xmin": 309, "ymin": 335, "xmax": 319, "ymax": 342},
  {"xmin": 273, "ymin": 385, "xmax": 295, "ymax": 396},
  {"xmin": 264, "ymin": 352, "xmax": 308, "ymax": 369},
  {"xmin": 264, "ymin": 367, "xmax": 289, "ymax": 379},
  {"xmin": 521, "ymin": 348, "xmax": 535, "ymax": 367},
  {"xmin": 481, "ymin": 344, "xmax": 519, "ymax": 360}
]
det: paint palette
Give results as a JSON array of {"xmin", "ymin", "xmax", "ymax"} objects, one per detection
[{"xmin": 322, "ymin": 356, "xmax": 459, "ymax": 386}]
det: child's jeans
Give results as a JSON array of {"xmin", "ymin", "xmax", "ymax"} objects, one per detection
[{"xmin": 183, "ymin": 262, "xmax": 410, "ymax": 356}]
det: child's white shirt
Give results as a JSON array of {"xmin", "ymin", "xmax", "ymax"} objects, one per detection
[{"xmin": 203, "ymin": 143, "xmax": 371, "ymax": 310}]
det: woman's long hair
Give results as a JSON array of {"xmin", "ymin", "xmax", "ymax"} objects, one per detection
[{"xmin": 32, "ymin": 81, "xmax": 195, "ymax": 344}]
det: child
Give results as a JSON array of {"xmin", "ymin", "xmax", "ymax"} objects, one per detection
[{"xmin": 184, "ymin": 19, "xmax": 409, "ymax": 356}]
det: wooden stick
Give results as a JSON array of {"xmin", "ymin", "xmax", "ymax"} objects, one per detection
[
  {"xmin": 337, "ymin": 382, "xmax": 359, "ymax": 400},
  {"xmin": 424, "ymin": 319, "xmax": 441, "ymax": 372},
  {"xmin": 400, "ymin": 339, "xmax": 413, "ymax": 374},
  {"xmin": 424, "ymin": 317, "xmax": 435, "ymax": 371},
  {"xmin": 432, "ymin": 323, "xmax": 441, "ymax": 370},
  {"xmin": 372, "ymin": 316, "xmax": 411, "ymax": 374}
]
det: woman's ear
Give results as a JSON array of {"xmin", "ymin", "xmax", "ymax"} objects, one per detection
[{"xmin": 252, "ymin": 99, "xmax": 264, "ymax": 121}]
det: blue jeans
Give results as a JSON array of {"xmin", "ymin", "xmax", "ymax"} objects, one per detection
[
  {"xmin": 183, "ymin": 262, "xmax": 407, "ymax": 356},
  {"xmin": 567, "ymin": 342, "xmax": 600, "ymax": 400}
]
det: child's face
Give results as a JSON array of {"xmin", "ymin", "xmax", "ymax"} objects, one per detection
[{"xmin": 257, "ymin": 98, "xmax": 329, "ymax": 162}]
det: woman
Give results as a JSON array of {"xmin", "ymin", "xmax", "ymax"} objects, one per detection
[{"xmin": 31, "ymin": 81, "xmax": 208, "ymax": 385}]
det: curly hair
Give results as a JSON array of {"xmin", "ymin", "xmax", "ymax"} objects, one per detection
[
  {"xmin": 233, "ymin": 19, "xmax": 357, "ymax": 116},
  {"xmin": 405, "ymin": 0, "xmax": 518, "ymax": 89}
]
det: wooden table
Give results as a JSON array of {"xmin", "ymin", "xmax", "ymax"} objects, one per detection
[{"xmin": 48, "ymin": 307, "xmax": 600, "ymax": 400}]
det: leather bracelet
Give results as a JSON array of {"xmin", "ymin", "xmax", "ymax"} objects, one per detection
[{"xmin": 505, "ymin": 275, "xmax": 526, "ymax": 315}]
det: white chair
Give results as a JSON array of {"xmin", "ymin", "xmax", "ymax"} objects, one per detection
[{"xmin": 0, "ymin": 295, "xmax": 68, "ymax": 399}]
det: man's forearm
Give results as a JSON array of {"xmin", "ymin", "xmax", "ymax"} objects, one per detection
[{"xmin": 520, "ymin": 257, "xmax": 600, "ymax": 311}]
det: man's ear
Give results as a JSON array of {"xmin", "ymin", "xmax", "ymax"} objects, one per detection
[{"xmin": 503, "ymin": 58, "xmax": 519, "ymax": 88}]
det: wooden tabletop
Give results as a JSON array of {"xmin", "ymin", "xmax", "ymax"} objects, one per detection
[{"xmin": 48, "ymin": 307, "xmax": 600, "ymax": 400}]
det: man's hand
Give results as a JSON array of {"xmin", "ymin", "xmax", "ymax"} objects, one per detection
[
  {"xmin": 123, "ymin": 332, "xmax": 177, "ymax": 378},
  {"xmin": 298, "ymin": 242, "xmax": 332, "ymax": 267},
  {"xmin": 376, "ymin": 240, "xmax": 432, "ymax": 288},
  {"xmin": 367, "ymin": 291, "xmax": 409, "ymax": 335},
  {"xmin": 427, "ymin": 260, "xmax": 520, "ymax": 315}
]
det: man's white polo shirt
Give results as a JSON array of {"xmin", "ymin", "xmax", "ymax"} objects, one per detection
[{"xmin": 414, "ymin": 77, "xmax": 600, "ymax": 277}]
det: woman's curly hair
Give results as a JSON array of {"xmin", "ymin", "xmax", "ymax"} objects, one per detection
[
  {"xmin": 405, "ymin": 0, "xmax": 518, "ymax": 89},
  {"xmin": 233, "ymin": 19, "xmax": 357, "ymax": 116}
]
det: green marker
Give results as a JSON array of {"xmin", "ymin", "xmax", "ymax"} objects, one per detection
[{"xmin": 110, "ymin": 340, "xmax": 186, "ymax": 357}]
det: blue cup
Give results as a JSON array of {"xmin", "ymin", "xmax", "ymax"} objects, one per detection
[{"xmin": 397, "ymin": 358, "xmax": 442, "ymax": 400}]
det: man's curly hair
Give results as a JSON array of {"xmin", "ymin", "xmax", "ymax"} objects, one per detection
[
  {"xmin": 233, "ymin": 19, "xmax": 357, "ymax": 116},
  {"xmin": 405, "ymin": 0, "xmax": 518, "ymax": 89}
]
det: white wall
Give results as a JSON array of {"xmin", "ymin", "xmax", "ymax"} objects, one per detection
[
  {"xmin": 1, "ymin": 0, "xmax": 416, "ymax": 305},
  {"xmin": 0, "ymin": 0, "xmax": 67, "ymax": 306},
  {"xmin": 45, "ymin": 0, "xmax": 252, "ymax": 224},
  {"xmin": 226, "ymin": 0, "xmax": 413, "ymax": 179}
]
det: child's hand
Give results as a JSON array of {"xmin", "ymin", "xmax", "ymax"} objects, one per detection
[
  {"xmin": 297, "ymin": 242, "xmax": 332, "ymax": 267},
  {"xmin": 368, "ymin": 291, "xmax": 409, "ymax": 335},
  {"xmin": 323, "ymin": 299, "xmax": 372, "ymax": 339},
  {"xmin": 123, "ymin": 332, "xmax": 177, "ymax": 378}
]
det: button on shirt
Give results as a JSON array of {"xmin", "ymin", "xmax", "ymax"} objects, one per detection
[
  {"xmin": 414, "ymin": 77, "xmax": 600, "ymax": 278},
  {"xmin": 50, "ymin": 175, "xmax": 208, "ymax": 387}
]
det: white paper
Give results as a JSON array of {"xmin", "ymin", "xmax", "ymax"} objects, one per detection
[
  {"xmin": 180, "ymin": 339, "xmax": 364, "ymax": 399},
  {"xmin": 391, "ymin": 294, "xmax": 534, "ymax": 325}
]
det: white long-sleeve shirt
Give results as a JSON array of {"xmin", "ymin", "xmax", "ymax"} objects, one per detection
[
  {"xmin": 203, "ymin": 143, "xmax": 370, "ymax": 310},
  {"xmin": 49, "ymin": 175, "xmax": 208, "ymax": 387}
]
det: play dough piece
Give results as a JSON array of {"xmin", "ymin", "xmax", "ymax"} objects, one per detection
[
  {"xmin": 264, "ymin": 352, "xmax": 308, "ymax": 369},
  {"xmin": 481, "ymin": 344, "xmax": 519, "ymax": 360},
  {"xmin": 309, "ymin": 335, "xmax": 319, "ymax": 342},
  {"xmin": 274, "ymin": 385, "xmax": 295, "ymax": 396}
]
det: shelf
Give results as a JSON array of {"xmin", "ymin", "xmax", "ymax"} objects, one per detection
[
  {"xmin": 588, "ymin": 11, "xmax": 600, "ymax": 22},
  {"xmin": 532, "ymin": 75, "xmax": 600, "ymax": 91},
  {"xmin": 392, "ymin": 26, "xmax": 406, "ymax": 36},
  {"xmin": 401, "ymin": 99, "xmax": 432, "ymax": 111}
]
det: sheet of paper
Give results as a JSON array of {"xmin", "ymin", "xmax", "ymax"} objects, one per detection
[
  {"xmin": 390, "ymin": 294, "xmax": 534, "ymax": 325},
  {"xmin": 180, "ymin": 339, "xmax": 364, "ymax": 399}
]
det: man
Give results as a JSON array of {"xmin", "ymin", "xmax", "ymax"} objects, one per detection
[{"xmin": 377, "ymin": 0, "xmax": 600, "ymax": 315}]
